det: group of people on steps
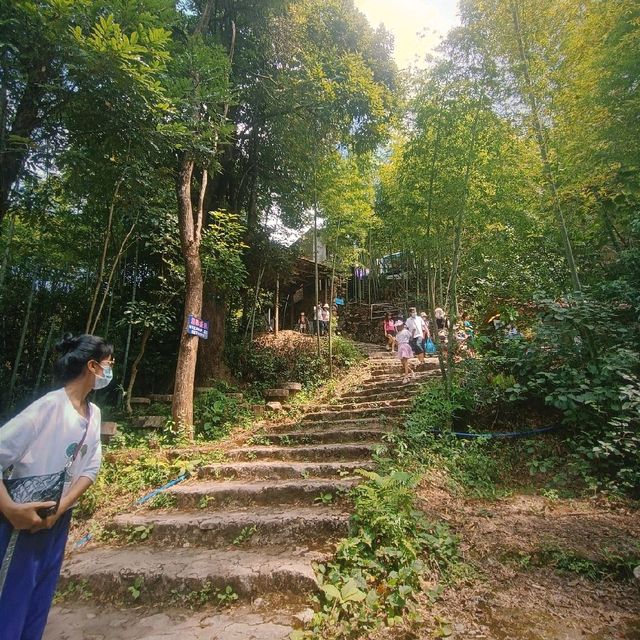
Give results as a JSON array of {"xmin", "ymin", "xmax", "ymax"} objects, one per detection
[
  {"xmin": 296, "ymin": 303, "xmax": 335, "ymax": 336},
  {"xmin": 383, "ymin": 307, "xmax": 474, "ymax": 383}
]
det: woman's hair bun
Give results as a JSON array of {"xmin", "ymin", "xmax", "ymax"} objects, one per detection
[{"xmin": 55, "ymin": 332, "xmax": 79, "ymax": 355}]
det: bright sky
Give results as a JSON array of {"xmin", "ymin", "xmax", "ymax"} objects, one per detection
[{"xmin": 354, "ymin": 0, "xmax": 460, "ymax": 69}]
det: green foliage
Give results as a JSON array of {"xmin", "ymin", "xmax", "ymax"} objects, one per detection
[
  {"xmin": 200, "ymin": 212, "xmax": 248, "ymax": 295},
  {"xmin": 295, "ymin": 470, "xmax": 460, "ymax": 638},
  {"xmin": 483, "ymin": 294, "xmax": 640, "ymax": 495},
  {"xmin": 54, "ymin": 580, "xmax": 92, "ymax": 604},
  {"xmin": 127, "ymin": 576, "xmax": 144, "ymax": 601},
  {"xmin": 232, "ymin": 525, "xmax": 257, "ymax": 546},
  {"xmin": 147, "ymin": 492, "xmax": 177, "ymax": 510},
  {"xmin": 193, "ymin": 388, "xmax": 250, "ymax": 441},
  {"xmin": 169, "ymin": 581, "xmax": 239, "ymax": 609},
  {"xmin": 126, "ymin": 524, "xmax": 154, "ymax": 543},
  {"xmin": 74, "ymin": 449, "xmax": 224, "ymax": 520},
  {"xmin": 227, "ymin": 335, "xmax": 363, "ymax": 394},
  {"xmin": 507, "ymin": 545, "xmax": 640, "ymax": 582}
]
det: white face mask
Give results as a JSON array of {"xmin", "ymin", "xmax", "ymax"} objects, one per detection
[{"xmin": 93, "ymin": 363, "xmax": 113, "ymax": 390}]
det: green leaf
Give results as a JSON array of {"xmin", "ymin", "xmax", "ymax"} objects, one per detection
[{"xmin": 321, "ymin": 584, "xmax": 342, "ymax": 601}]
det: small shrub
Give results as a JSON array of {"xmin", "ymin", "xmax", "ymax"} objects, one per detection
[
  {"xmin": 194, "ymin": 389, "xmax": 249, "ymax": 441},
  {"xmin": 295, "ymin": 470, "xmax": 461, "ymax": 638}
]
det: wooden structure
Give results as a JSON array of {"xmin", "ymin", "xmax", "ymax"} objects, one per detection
[{"xmin": 278, "ymin": 257, "xmax": 335, "ymax": 331}]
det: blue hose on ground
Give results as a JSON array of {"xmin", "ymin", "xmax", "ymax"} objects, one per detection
[
  {"xmin": 72, "ymin": 473, "xmax": 189, "ymax": 551},
  {"xmin": 429, "ymin": 424, "xmax": 562, "ymax": 439},
  {"xmin": 135, "ymin": 474, "xmax": 188, "ymax": 505}
]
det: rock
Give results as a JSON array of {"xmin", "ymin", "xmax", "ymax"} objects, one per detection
[
  {"xmin": 195, "ymin": 387, "xmax": 215, "ymax": 394},
  {"xmin": 100, "ymin": 422, "xmax": 118, "ymax": 445},
  {"xmin": 293, "ymin": 608, "xmax": 314, "ymax": 626},
  {"xmin": 134, "ymin": 416, "xmax": 167, "ymax": 430},
  {"xmin": 634, "ymin": 565, "xmax": 640, "ymax": 581},
  {"xmin": 283, "ymin": 382, "xmax": 303, "ymax": 396},
  {"xmin": 129, "ymin": 397, "xmax": 151, "ymax": 406},
  {"xmin": 148, "ymin": 394, "xmax": 173, "ymax": 403},
  {"xmin": 264, "ymin": 388, "xmax": 289, "ymax": 401},
  {"xmin": 252, "ymin": 405, "xmax": 266, "ymax": 416},
  {"xmin": 265, "ymin": 401, "xmax": 283, "ymax": 412}
]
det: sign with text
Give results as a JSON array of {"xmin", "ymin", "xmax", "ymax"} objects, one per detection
[{"xmin": 187, "ymin": 315, "xmax": 209, "ymax": 339}]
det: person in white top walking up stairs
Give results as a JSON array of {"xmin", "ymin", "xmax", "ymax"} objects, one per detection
[
  {"xmin": 0, "ymin": 333, "xmax": 113, "ymax": 640},
  {"xmin": 405, "ymin": 307, "xmax": 426, "ymax": 367}
]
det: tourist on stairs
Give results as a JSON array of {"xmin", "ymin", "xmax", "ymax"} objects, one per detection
[
  {"xmin": 405, "ymin": 307, "xmax": 426, "ymax": 368},
  {"xmin": 395, "ymin": 320, "xmax": 414, "ymax": 383},
  {"xmin": 383, "ymin": 312, "xmax": 396, "ymax": 352}
]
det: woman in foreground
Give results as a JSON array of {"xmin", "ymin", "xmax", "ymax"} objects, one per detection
[{"xmin": 0, "ymin": 334, "xmax": 112, "ymax": 640}]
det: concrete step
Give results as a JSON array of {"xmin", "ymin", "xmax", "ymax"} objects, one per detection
[
  {"xmin": 133, "ymin": 415, "xmax": 167, "ymax": 430},
  {"xmin": 315, "ymin": 398, "xmax": 412, "ymax": 412},
  {"xmin": 282, "ymin": 416, "xmax": 402, "ymax": 431},
  {"xmin": 199, "ymin": 460, "xmax": 375, "ymax": 481},
  {"xmin": 257, "ymin": 426, "xmax": 390, "ymax": 446},
  {"xmin": 60, "ymin": 546, "xmax": 322, "ymax": 604},
  {"xmin": 300, "ymin": 404, "xmax": 406, "ymax": 424},
  {"xmin": 46, "ymin": 602, "xmax": 301, "ymax": 640},
  {"xmin": 360, "ymin": 370, "xmax": 438, "ymax": 388},
  {"xmin": 148, "ymin": 393, "xmax": 173, "ymax": 403},
  {"xmin": 225, "ymin": 442, "xmax": 378, "ymax": 463},
  {"xmin": 340, "ymin": 387, "xmax": 420, "ymax": 401},
  {"xmin": 369, "ymin": 360, "xmax": 439, "ymax": 377},
  {"xmin": 111, "ymin": 506, "xmax": 350, "ymax": 548},
  {"xmin": 167, "ymin": 478, "xmax": 358, "ymax": 509}
]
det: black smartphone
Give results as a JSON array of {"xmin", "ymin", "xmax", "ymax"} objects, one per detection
[{"xmin": 36, "ymin": 505, "xmax": 58, "ymax": 519}]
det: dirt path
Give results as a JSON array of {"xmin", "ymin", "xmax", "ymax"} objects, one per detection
[{"xmin": 417, "ymin": 474, "xmax": 640, "ymax": 640}]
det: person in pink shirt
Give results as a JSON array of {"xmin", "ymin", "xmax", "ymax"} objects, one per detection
[{"xmin": 383, "ymin": 312, "xmax": 396, "ymax": 352}]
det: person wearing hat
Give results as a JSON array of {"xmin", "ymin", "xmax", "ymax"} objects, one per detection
[
  {"xmin": 321, "ymin": 303, "xmax": 330, "ymax": 336},
  {"xmin": 394, "ymin": 320, "xmax": 414, "ymax": 383}
]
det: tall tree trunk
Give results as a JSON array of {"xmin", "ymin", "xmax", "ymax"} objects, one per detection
[
  {"xmin": 0, "ymin": 67, "xmax": 48, "ymax": 227},
  {"xmin": 444, "ymin": 106, "xmax": 482, "ymax": 397},
  {"xmin": 274, "ymin": 275, "xmax": 280, "ymax": 336},
  {"xmin": 172, "ymin": 158, "xmax": 206, "ymax": 435},
  {"xmin": 86, "ymin": 174, "xmax": 125, "ymax": 332},
  {"xmin": 7, "ymin": 279, "xmax": 36, "ymax": 408},
  {"xmin": 120, "ymin": 239, "xmax": 139, "ymax": 403},
  {"xmin": 32, "ymin": 316, "xmax": 57, "ymax": 399},
  {"xmin": 126, "ymin": 326, "xmax": 152, "ymax": 414},
  {"xmin": 246, "ymin": 122, "xmax": 260, "ymax": 233},
  {"xmin": 89, "ymin": 220, "xmax": 136, "ymax": 334},
  {"xmin": 197, "ymin": 288, "xmax": 230, "ymax": 383},
  {"xmin": 0, "ymin": 212, "xmax": 15, "ymax": 299},
  {"xmin": 509, "ymin": 0, "xmax": 581, "ymax": 292},
  {"xmin": 186, "ymin": 15, "xmax": 236, "ymax": 387}
]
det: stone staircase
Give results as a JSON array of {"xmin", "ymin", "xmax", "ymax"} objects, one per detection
[{"xmin": 46, "ymin": 348, "xmax": 439, "ymax": 640}]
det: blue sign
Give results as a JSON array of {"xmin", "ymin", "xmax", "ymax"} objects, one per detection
[
  {"xmin": 335, "ymin": 297, "xmax": 345, "ymax": 306},
  {"xmin": 187, "ymin": 315, "xmax": 209, "ymax": 339}
]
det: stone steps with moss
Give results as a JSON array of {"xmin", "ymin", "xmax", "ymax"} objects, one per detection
[
  {"xmin": 109, "ymin": 506, "xmax": 350, "ymax": 548},
  {"xmin": 198, "ymin": 460, "xmax": 375, "ymax": 482}
]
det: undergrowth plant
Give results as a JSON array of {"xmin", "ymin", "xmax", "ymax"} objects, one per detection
[
  {"xmin": 292, "ymin": 470, "xmax": 460, "ymax": 639},
  {"xmin": 484, "ymin": 294, "xmax": 640, "ymax": 496}
]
